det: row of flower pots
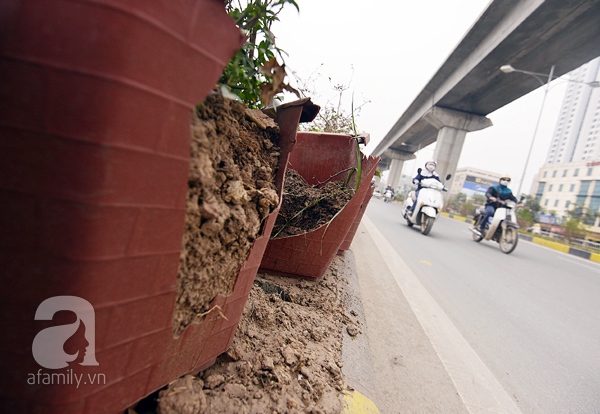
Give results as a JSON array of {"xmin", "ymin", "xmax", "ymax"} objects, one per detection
[
  {"xmin": 259, "ymin": 132, "xmax": 380, "ymax": 280},
  {"xmin": 0, "ymin": 1, "xmax": 380, "ymax": 412}
]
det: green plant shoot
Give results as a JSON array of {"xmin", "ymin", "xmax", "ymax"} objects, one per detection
[{"xmin": 222, "ymin": 0, "xmax": 299, "ymax": 108}]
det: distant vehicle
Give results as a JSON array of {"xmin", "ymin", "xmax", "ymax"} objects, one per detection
[
  {"xmin": 384, "ymin": 189, "xmax": 393, "ymax": 203},
  {"xmin": 373, "ymin": 190, "xmax": 383, "ymax": 199},
  {"xmin": 527, "ymin": 225, "xmax": 542, "ymax": 234}
]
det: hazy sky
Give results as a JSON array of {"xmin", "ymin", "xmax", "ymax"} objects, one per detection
[{"xmin": 273, "ymin": 0, "xmax": 570, "ymax": 194}]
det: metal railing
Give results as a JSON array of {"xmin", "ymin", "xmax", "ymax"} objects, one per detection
[{"xmin": 571, "ymin": 238, "xmax": 600, "ymax": 251}]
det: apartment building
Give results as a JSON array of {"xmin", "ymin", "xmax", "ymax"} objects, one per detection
[{"xmin": 532, "ymin": 57, "xmax": 600, "ymax": 231}]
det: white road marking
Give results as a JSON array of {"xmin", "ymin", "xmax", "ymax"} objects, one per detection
[
  {"xmin": 557, "ymin": 256, "xmax": 600, "ymax": 272},
  {"xmin": 461, "ymin": 227, "xmax": 600, "ymax": 272},
  {"xmin": 363, "ymin": 216, "xmax": 522, "ymax": 414}
]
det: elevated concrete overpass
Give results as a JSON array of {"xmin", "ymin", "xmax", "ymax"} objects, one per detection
[{"xmin": 373, "ymin": 0, "xmax": 600, "ymax": 192}]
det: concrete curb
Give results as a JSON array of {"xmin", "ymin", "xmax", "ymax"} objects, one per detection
[
  {"xmin": 339, "ymin": 249, "xmax": 381, "ymax": 413},
  {"xmin": 347, "ymin": 219, "xmax": 471, "ymax": 413},
  {"xmin": 440, "ymin": 212, "xmax": 600, "ymax": 263}
]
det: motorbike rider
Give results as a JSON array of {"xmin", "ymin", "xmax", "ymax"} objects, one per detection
[
  {"xmin": 478, "ymin": 174, "xmax": 518, "ymax": 234},
  {"xmin": 409, "ymin": 160, "xmax": 441, "ymax": 211},
  {"xmin": 384, "ymin": 185, "xmax": 394, "ymax": 202}
]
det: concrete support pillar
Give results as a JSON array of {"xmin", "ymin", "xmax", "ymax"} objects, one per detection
[
  {"xmin": 383, "ymin": 148, "xmax": 416, "ymax": 190},
  {"xmin": 423, "ymin": 106, "xmax": 492, "ymax": 193},
  {"xmin": 433, "ymin": 127, "xmax": 468, "ymax": 181},
  {"xmin": 388, "ymin": 159, "xmax": 403, "ymax": 190}
]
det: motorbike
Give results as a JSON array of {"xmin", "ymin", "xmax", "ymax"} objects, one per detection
[
  {"xmin": 384, "ymin": 190, "xmax": 393, "ymax": 203},
  {"xmin": 471, "ymin": 197, "xmax": 523, "ymax": 254},
  {"xmin": 403, "ymin": 170, "xmax": 451, "ymax": 236}
]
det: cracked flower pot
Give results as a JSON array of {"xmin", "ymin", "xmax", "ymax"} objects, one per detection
[
  {"xmin": 259, "ymin": 132, "xmax": 380, "ymax": 280},
  {"xmin": 338, "ymin": 182, "xmax": 377, "ymax": 254},
  {"xmin": 0, "ymin": 0, "xmax": 278, "ymax": 412}
]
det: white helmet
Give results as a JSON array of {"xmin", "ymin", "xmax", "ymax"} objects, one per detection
[
  {"xmin": 499, "ymin": 174, "xmax": 511, "ymax": 187},
  {"xmin": 425, "ymin": 160, "xmax": 437, "ymax": 172}
]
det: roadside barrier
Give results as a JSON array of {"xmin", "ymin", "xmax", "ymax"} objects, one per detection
[{"xmin": 440, "ymin": 212, "xmax": 600, "ymax": 263}]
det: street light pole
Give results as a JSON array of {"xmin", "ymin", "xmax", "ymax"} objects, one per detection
[
  {"xmin": 500, "ymin": 64, "xmax": 554, "ymax": 196},
  {"xmin": 500, "ymin": 64, "xmax": 600, "ymax": 196}
]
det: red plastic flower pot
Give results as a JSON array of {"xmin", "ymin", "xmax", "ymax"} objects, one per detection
[
  {"xmin": 0, "ymin": 0, "xmax": 259, "ymax": 412},
  {"xmin": 338, "ymin": 184, "xmax": 377, "ymax": 254},
  {"xmin": 259, "ymin": 132, "xmax": 380, "ymax": 280},
  {"xmin": 138, "ymin": 98, "xmax": 314, "ymax": 408}
]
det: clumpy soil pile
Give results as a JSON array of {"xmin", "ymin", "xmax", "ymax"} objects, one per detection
[
  {"xmin": 272, "ymin": 169, "xmax": 355, "ymax": 238},
  {"xmin": 133, "ymin": 93, "xmax": 365, "ymax": 413},
  {"xmin": 174, "ymin": 92, "xmax": 282, "ymax": 335},
  {"xmin": 156, "ymin": 256, "xmax": 355, "ymax": 414}
]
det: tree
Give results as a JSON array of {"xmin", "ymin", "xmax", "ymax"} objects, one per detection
[
  {"xmin": 446, "ymin": 193, "xmax": 467, "ymax": 214},
  {"xmin": 516, "ymin": 195, "xmax": 543, "ymax": 229},
  {"xmin": 517, "ymin": 208, "xmax": 534, "ymax": 229},
  {"xmin": 472, "ymin": 194, "xmax": 486, "ymax": 206},
  {"xmin": 568, "ymin": 203, "xmax": 596, "ymax": 226},
  {"xmin": 460, "ymin": 201, "xmax": 475, "ymax": 217},
  {"xmin": 523, "ymin": 195, "xmax": 543, "ymax": 216},
  {"xmin": 563, "ymin": 218, "xmax": 586, "ymax": 242},
  {"xmin": 456, "ymin": 192, "xmax": 467, "ymax": 203},
  {"xmin": 558, "ymin": 203, "xmax": 599, "ymax": 242},
  {"xmin": 221, "ymin": 0, "xmax": 300, "ymax": 108}
]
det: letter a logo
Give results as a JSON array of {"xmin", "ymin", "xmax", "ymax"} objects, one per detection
[{"xmin": 32, "ymin": 296, "xmax": 99, "ymax": 369}]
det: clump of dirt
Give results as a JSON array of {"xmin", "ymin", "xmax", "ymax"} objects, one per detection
[
  {"xmin": 157, "ymin": 256, "xmax": 353, "ymax": 414},
  {"xmin": 174, "ymin": 92, "xmax": 282, "ymax": 335},
  {"xmin": 272, "ymin": 169, "xmax": 355, "ymax": 238}
]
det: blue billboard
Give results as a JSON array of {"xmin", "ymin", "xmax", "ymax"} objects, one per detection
[
  {"xmin": 535, "ymin": 214, "xmax": 562, "ymax": 225},
  {"xmin": 461, "ymin": 175, "xmax": 496, "ymax": 196}
]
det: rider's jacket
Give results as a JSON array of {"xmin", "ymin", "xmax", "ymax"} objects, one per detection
[
  {"xmin": 485, "ymin": 185, "xmax": 517, "ymax": 208},
  {"xmin": 412, "ymin": 171, "xmax": 440, "ymax": 191}
]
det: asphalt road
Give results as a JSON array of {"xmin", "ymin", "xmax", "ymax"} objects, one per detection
[{"xmin": 365, "ymin": 198, "xmax": 600, "ymax": 414}]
